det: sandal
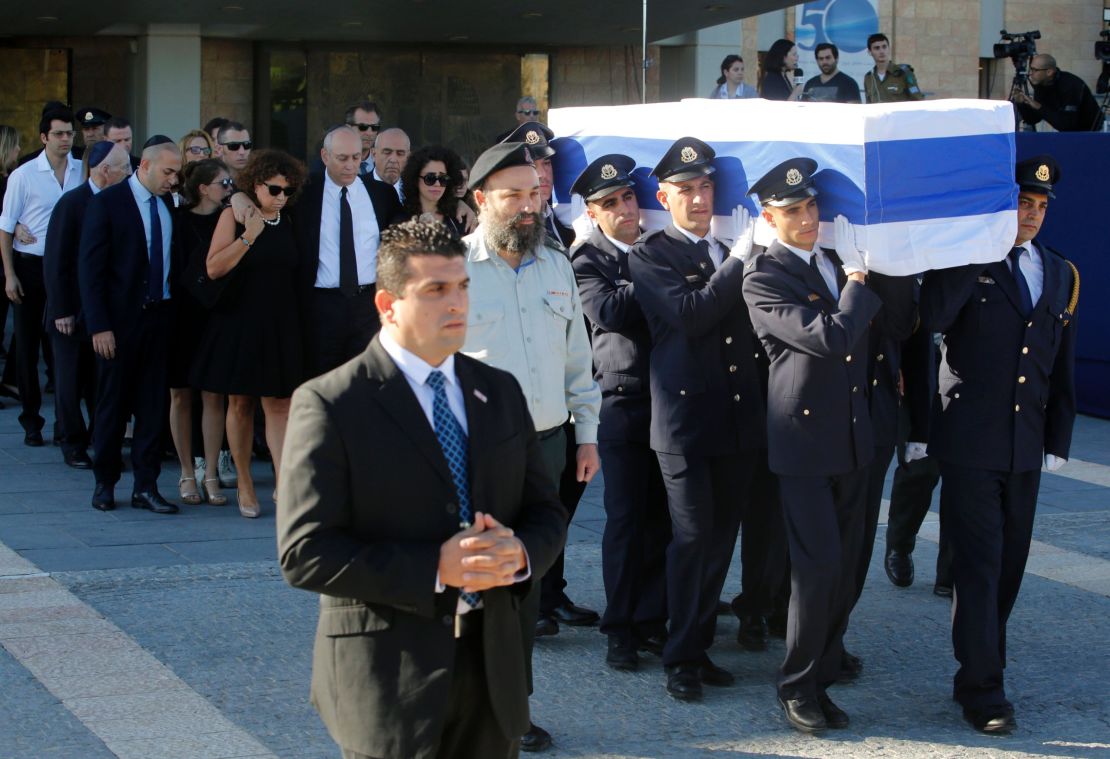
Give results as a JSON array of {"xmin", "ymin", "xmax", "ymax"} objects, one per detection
[
  {"xmin": 237, "ymin": 489, "xmax": 261, "ymax": 519},
  {"xmin": 201, "ymin": 478, "xmax": 228, "ymax": 506},
  {"xmin": 178, "ymin": 476, "xmax": 203, "ymax": 505}
]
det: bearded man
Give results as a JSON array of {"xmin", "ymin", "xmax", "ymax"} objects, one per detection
[{"xmin": 460, "ymin": 142, "xmax": 601, "ymax": 753}]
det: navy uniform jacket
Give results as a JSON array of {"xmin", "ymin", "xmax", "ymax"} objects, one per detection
[
  {"xmin": 742, "ymin": 242, "xmax": 882, "ymax": 476},
  {"xmin": 865, "ymin": 274, "xmax": 920, "ymax": 448},
  {"xmin": 44, "ymin": 181, "xmax": 94, "ymax": 326},
  {"xmin": 570, "ymin": 227, "xmax": 651, "ymax": 444},
  {"xmin": 920, "ymin": 242, "xmax": 1077, "ymax": 472},
  {"xmin": 628, "ymin": 225, "xmax": 765, "ymax": 457},
  {"xmin": 900, "ymin": 324, "xmax": 938, "ymax": 445},
  {"xmin": 78, "ymin": 181, "xmax": 177, "ymax": 338}
]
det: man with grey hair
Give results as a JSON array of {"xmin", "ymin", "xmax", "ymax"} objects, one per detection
[
  {"xmin": 79, "ymin": 137, "xmax": 182, "ymax": 513},
  {"xmin": 371, "ymin": 127, "xmax": 409, "ymax": 201},
  {"xmin": 515, "ymin": 96, "xmax": 541, "ymax": 124}
]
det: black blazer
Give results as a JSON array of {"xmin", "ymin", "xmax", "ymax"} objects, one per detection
[
  {"xmin": 570, "ymin": 227, "xmax": 651, "ymax": 444},
  {"xmin": 742, "ymin": 242, "xmax": 882, "ymax": 476},
  {"xmin": 78, "ymin": 180, "xmax": 177, "ymax": 337},
  {"xmin": 920, "ymin": 242, "xmax": 1077, "ymax": 472},
  {"xmin": 900, "ymin": 323, "xmax": 938, "ymax": 445},
  {"xmin": 864, "ymin": 273, "xmax": 919, "ymax": 448},
  {"xmin": 628, "ymin": 225, "xmax": 765, "ymax": 456},
  {"xmin": 44, "ymin": 181, "xmax": 94, "ymax": 327},
  {"xmin": 277, "ymin": 337, "xmax": 567, "ymax": 758}
]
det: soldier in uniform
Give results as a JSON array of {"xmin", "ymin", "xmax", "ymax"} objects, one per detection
[
  {"xmin": 862, "ymin": 33, "xmax": 924, "ymax": 104},
  {"xmin": 569, "ymin": 155, "xmax": 669, "ymax": 672},
  {"xmin": 628, "ymin": 137, "xmax": 764, "ymax": 702},
  {"xmin": 919, "ymin": 155, "xmax": 1077, "ymax": 735},
  {"xmin": 741, "ymin": 158, "xmax": 881, "ymax": 733},
  {"xmin": 500, "ymin": 122, "xmax": 574, "ymax": 249}
]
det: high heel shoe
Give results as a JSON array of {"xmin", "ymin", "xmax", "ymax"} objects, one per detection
[
  {"xmin": 178, "ymin": 476, "xmax": 203, "ymax": 505},
  {"xmin": 236, "ymin": 489, "xmax": 261, "ymax": 519},
  {"xmin": 201, "ymin": 478, "xmax": 228, "ymax": 506}
]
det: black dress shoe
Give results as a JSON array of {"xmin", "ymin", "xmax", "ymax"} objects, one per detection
[
  {"xmin": 963, "ymin": 705, "xmax": 1016, "ymax": 735},
  {"xmin": 885, "ymin": 548, "xmax": 914, "ymax": 587},
  {"xmin": 534, "ymin": 614, "xmax": 559, "ymax": 638},
  {"xmin": 779, "ymin": 696, "xmax": 827, "ymax": 733},
  {"xmin": 698, "ymin": 657, "xmax": 735, "ymax": 686},
  {"xmin": 665, "ymin": 663, "xmax": 703, "ymax": 701},
  {"xmin": 550, "ymin": 601, "xmax": 600, "ymax": 626},
  {"xmin": 23, "ymin": 430, "xmax": 44, "ymax": 447},
  {"xmin": 91, "ymin": 483, "xmax": 115, "ymax": 511},
  {"xmin": 64, "ymin": 450, "xmax": 93, "ymax": 469},
  {"xmin": 637, "ymin": 633, "xmax": 666, "ymax": 657},
  {"xmin": 737, "ymin": 615, "xmax": 768, "ymax": 651},
  {"xmin": 838, "ymin": 650, "xmax": 863, "ymax": 682},
  {"xmin": 817, "ymin": 691, "xmax": 850, "ymax": 728},
  {"xmin": 934, "ymin": 581, "xmax": 953, "ymax": 598},
  {"xmin": 131, "ymin": 490, "xmax": 179, "ymax": 514},
  {"xmin": 606, "ymin": 636, "xmax": 639, "ymax": 671},
  {"xmin": 520, "ymin": 722, "xmax": 552, "ymax": 752}
]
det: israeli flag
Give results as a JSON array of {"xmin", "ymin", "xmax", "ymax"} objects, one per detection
[{"xmin": 548, "ymin": 99, "xmax": 1017, "ymax": 276}]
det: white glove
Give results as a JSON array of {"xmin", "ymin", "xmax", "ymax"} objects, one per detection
[
  {"xmin": 570, "ymin": 194, "xmax": 594, "ymax": 243},
  {"xmin": 1044, "ymin": 454, "xmax": 1066, "ymax": 472},
  {"xmin": 904, "ymin": 442, "xmax": 928, "ymax": 462},
  {"xmin": 728, "ymin": 205, "xmax": 756, "ymax": 261},
  {"xmin": 834, "ymin": 214, "xmax": 866, "ymax": 275}
]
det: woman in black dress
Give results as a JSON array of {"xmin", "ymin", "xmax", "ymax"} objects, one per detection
[
  {"xmin": 170, "ymin": 159, "xmax": 232, "ymax": 505},
  {"xmin": 191, "ymin": 150, "xmax": 306, "ymax": 518},
  {"xmin": 759, "ymin": 38, "xmax": 805, "ymax": 102},
  {"xmin": 394, "ymin": 145, "xmax": 467, "ymax": 237}
]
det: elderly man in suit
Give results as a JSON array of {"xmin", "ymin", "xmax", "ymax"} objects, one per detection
[
  {"xmin": 278, "ymin": 221, "xmax": 566, "ymax": 759},
  {"xmin": 78, "ymin": 136, "xmax": 181, "ymax": 513}
]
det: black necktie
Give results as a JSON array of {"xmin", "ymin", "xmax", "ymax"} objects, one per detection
[
  {"xmin": 339, "ymin": 186, "xmax": 357, "ymax": 296},
  {"xmin": 148, "ymin": 196, "xmax": 164, "ymax": 302},
  {"xmin": 695, "ymin": 239, "xmax": 714, "ymax": 271},
  {"xmin": 1008, "ymin": 246, "xmax": 1034, "ymax": 316},
  {"xmin": 809, "ymin": 251, "xmax": 834, "ymax": 298}
]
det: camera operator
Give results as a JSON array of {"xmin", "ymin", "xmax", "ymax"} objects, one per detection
[{"xmin": 1012, "ymin": 54, "xmax": 1103, "ymax": 131}]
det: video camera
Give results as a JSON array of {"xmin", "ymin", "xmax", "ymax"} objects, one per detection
[
  {"xmin": 1096, "ymin": 30, "xmax": 1110, "ymax": 64},
  {"xmin": 994, "ymin": 29, "xmax": 1040, "ymax": 76}
]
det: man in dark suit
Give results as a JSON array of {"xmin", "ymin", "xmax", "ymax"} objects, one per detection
[
  {"xmin": 920, "ymin": 155, "xmax": 1077, "ymax": 735},
  {"xmin": 43, "ymin": 142, "xmax": 132, "ymax": 469},
  {"xmin": 742, "ymin": 158, "xmax": 882, "ymax": 733},
  {"xmin": 78, "ymin": 137, "xmax": 182, "ymax": 514},
  {"xmin": 569, "ymin": 155, "xmax": 669, "ymax": 671},
  {"xmin": 628, "ymin": 137, "xmax": 765, "ymax": 701},
  {"xmin": 277, "ymin": 221, "xmax": 567, "ymax": 759}
]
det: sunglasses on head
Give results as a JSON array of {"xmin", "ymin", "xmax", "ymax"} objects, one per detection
[
  {"xmin": 221, "ymin": 141, "xmax": 252, "ymax": 152},
  {"xmin": 348, "ymin": 122, "xmax": 382, "ymax": 132},
  {"xmin": 265, "ymin": 184, "xmax": 295, "ymax": 197},
  {"xmin": 517, "ymin": 109, "xmax": 541, "ymax": 116},
  {"xmin": 420, "ymin": 173, "xmax": 451, "ymax": 187},
  {"xmin": 186, "ymin": 146, "xmax": 213, "ymax": 156}
]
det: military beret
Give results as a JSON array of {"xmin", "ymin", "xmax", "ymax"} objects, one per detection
[
  {"xmin": 1015, "ymin": 154, "xmax": 1060, "ymax": 199},
  {"xmin": 86, "ymin": 140, "xmax": 116, "ymax": 169},
  {"xmin": 75, "ymin": 107, "xmax": 111, "ymax": 127},
  {"xmin": 748, "ymin": 157, "xmax": 819, "ymax": 207},
  {"xmin": 570, "ymin": 154, "xmax": 636, "ymax": 202},
  {"xmin": 651, "ymin": 137, "xmax": 716, "ymax": 183},
  {"xmin": 500, "ymin": 121, "xmax": 556, "ymax": 160},
  {"xmin": 469, "ymin": 142, "xmax": 535, "ymax": 190}
]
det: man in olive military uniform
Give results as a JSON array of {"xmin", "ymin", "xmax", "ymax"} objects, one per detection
[
  {"xmin": 863, "ymin": 33, "xmax": 924, "ymax": 104},
  {"xmin": 568, "ymin": 155, "xmax": 670, "ymax": 672},
  {"xmin": 920, "ymin": 155, "xmax": 1077, "ymax": 736},
  {"xmin": 628, "ymin": 137, "xmax": 765, "ymax": 702}
]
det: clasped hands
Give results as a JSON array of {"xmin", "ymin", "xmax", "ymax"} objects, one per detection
[{"xmin": 438, "ymin": 511, "xmax": 527, "ymax": 594}]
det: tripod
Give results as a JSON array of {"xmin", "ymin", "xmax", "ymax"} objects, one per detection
[{"xmin": 1008, "ymin": 68, "xmax": 1038, "ymax": 132}]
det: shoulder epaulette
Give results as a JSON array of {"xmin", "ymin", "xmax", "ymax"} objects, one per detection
[{"xmin": 1064, "ymin": 259, "xmax": 1079, "ymax": 325}]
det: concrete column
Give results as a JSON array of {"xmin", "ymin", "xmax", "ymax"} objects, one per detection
[{"xmin": 134, "ymin": 24, "xmax": 202, "ymax": 144}]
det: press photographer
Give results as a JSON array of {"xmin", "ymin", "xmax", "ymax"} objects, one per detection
[{"xmin": 1011, "ymin": 52, "xmax": 1103, "ymax": 131}]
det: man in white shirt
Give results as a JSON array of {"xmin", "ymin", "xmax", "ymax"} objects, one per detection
[{"xmin": 1, "ymin": 106, "xmax": 83, "ymax": 446}]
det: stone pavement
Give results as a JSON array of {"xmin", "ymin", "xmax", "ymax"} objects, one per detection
[{"xmin": 1, "ymin": 385, "xmax": 1108, "ymax": 758}]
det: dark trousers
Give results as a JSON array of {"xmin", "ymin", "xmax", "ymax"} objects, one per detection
[
  {"xmin": 340, "ymin": 620, "xmax": 519, "ymax": 759},
  {"xmin": 886, "ymin": 444, "xmax": 952, "ymax": 585},
  {"xmin": 940, "ymin": 461, "xmax": 1039, "ymax": 711},
  {"xmin": 598, "ymin": 437, "xmax": 669, "ymax": 641},
  {"xmin": 50, "ymin": 328, "xmax": 97, "ymax": 454},
  {"xmin": 777, "ymin": 468, "xmax": 868, "ymax": 700},
  {"xmin": 308, "ymin": 286, "xmax": 378, "ymax": 378},
  {"xmin": 91, "ymin": 305, "xmax": 172, "ymax": 490},
  {"xmin": 732, "ymin": 452, "xmax": 788, "ymax": 618},
  {"xmin": 656, "ymin": 451, "xmax": 752, "ymax": 667},
  {"xmin": 540, "ymin": 419, "xmax": 588, "ymax": 614},
  {"xmin": 11, "ymin": 254, "xmax": 46, "ymax": 433},
  {"xmin": 852, "ymin": 443, "xmax": 896, "ymax": 606}
]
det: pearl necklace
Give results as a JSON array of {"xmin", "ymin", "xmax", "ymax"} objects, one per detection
[{"xmin": 262, "ymin": 212, "xmax": 281, "ymax": 226}]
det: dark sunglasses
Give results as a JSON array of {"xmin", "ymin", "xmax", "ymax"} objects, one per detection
[
  {"xmin": 420, "ymin": 173, "xmax": 451, "ymax": 187},
  {"xmin": 265, "ymin": 184, "xmax": 296, "ymax": 197},
  {"xmin": 348, "ymin": 122, "xmax": 382, "ymax": 132},
  {"xmin": 516, "ymin": 109, "xmax": 540, "ymax": 116},
  {"xmin": 220, "ymin": 141, "xmax": 252, "ymax": 152},
  {"xmin": 212, "ymin": 177, "xmax": 234, "ymax": 188}
]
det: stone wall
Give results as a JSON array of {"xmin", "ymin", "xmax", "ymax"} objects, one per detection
[
  {"xmin": 884, "ymin": 0, "xmax": 982, "ymax": 99},
  {"xmin": 550, "ymin": 45, "xmax": 660, "ymax": 107},
  {"xmin": 1004, "ymin": 0, "xmax": 1105, "ymax": 88},
  {"xmin": 200, "ymin": 38, "xmax": 253, "ymax": 128}
]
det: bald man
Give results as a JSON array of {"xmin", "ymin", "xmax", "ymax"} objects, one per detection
[
  {"xmin": 1012, "ymin": 53, "xmax": 1103, "ymax": 131},
  {"xmin": 371, "ymin": 127, "xmax": 410, "ymax": 200}
]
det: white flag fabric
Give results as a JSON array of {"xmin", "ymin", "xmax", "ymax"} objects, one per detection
[{"xmin": 548, "ymin": 98, "xmax": 1017, "ymax": 275}]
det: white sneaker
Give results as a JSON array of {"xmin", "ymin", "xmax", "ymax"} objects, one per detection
[{"xmin": 218, "ymin": 450, "xmax": 238, "ymax": 488}]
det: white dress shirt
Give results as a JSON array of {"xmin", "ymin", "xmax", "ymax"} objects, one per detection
[
  {"xmin": 1011, "ymin": 240, "xmax": 1044, "ymax": 307},
  {"xmin": 315, "ymin": 172, "xmax": 380, "ymax": 289},
  {"xmin": 782, "ymin": 240, "xmax": 839, "ymax": 297},
  {"xmin": 602, "ymin": 233, "xmax": 632, "ymax": 255},
  {"xmin": 0, "ymin": 150, "xmax": 83, "ymax": 255},
  {"xmin": 675, "ymin": 225, "xmax": 725, "ymax": 268},
  {"xmin": 379, "ymin": 329, "xmax": 468, "ymax": 435},
  {"xmin": 371, "ymin": 166, "xmax": 404, "ymax": 202},
  {"xmin": 88, "ymin": 178, "xmax": 103, "ymax": 196},
  {"xmin": 127, "ymin": 174, "xmax": 173, "ymax": 300}
]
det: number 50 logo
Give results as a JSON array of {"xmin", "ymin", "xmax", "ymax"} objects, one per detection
[{"xmin": 795, "ymin": 0, "xmax": 879, "ymax": 53}]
